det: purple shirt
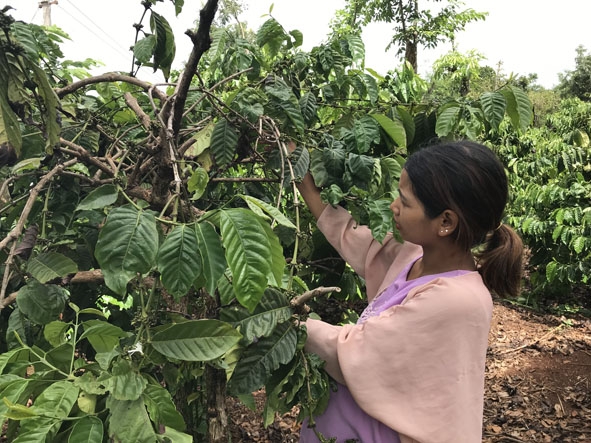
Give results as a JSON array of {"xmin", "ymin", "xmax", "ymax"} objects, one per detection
[{"xmin": 300, "ymin": 258, "xmax": 470, "ymax": 443}]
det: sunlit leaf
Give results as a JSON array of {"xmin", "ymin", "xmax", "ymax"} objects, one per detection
[{"xmin": 220, "ymin": 209, "xmax": 272, "ymax": 311}]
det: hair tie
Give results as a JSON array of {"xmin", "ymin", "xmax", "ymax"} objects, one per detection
[{"xmin": 494, "ymin": 222, "xmax": 503, "ymax": 232}]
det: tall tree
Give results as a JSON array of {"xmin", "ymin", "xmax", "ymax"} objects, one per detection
[
  {"xmin": 333, "ymin": 0, "xmax": 486, "ymax": 72},
  {"xmin": 558, "ymin": 45, "xmax": 591, "ymax": 101}
]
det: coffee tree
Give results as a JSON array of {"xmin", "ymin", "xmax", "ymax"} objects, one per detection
[{"xmin": 0, "ymin": 1, "xmax": 531, "ymax": 441}]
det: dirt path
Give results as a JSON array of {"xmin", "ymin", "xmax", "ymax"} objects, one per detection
[{"xmin": 228, "ymin": 301, "xmax": 591, "ymax": 442}]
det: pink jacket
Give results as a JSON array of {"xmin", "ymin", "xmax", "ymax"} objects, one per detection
[{"xmin": 304, "ymin": 205, "xmax": 493, "ymax": 443}]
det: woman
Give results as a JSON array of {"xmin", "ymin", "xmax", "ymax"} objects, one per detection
[{"xmin": 294, "ymin": 141, "xmax": 524, "ymax": 443}]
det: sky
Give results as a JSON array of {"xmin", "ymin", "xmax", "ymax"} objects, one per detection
[{"xmin": 3, "ymin": 0, "xmax": 591, "ymax": 89}]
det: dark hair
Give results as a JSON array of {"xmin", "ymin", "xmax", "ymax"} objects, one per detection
[{"xmin": 404, "ymin": 141, "xmax": 523, "ymax": 297}]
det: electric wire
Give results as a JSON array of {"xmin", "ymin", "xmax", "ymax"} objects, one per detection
[
  {"xmin": 55, "ymin": 2, "xmax": 131, "ymax": 62},
  {"xmin": 62, "ymin": 0, "xmax": 130, "ymax": 56}
]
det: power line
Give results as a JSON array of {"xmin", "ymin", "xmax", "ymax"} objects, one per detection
[
  {"xmin": 62, "ymin": 0, "xmax": 132, "ymax": 54},
  {"xmin": 55, "ymin": 3, "xmax": 131, "ymax": 62}
]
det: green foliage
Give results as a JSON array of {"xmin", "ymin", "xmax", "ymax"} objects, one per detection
[
  {"xmin": 558, "ymin": 45, "xmax": 591, "ymax": 101},
  {"xmin": 502, "ymin": 98, "xmax": 591, "ymax": 299}
]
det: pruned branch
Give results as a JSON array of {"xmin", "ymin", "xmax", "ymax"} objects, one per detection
[
  {"xmin": 59, "ymin": 138, "xmax": 115, "ymax": 176},
  {"xmin": 124, "ymin": 92, "xmax": 153, "ymax": 130},
  {"xmin": 291, "ymin": 286, "xmax": 341, "ymax": 307},
  {"xmin": 170, "ymin": 0, "xmax": 219, "ymax": 135},
  {"xmin": 55, "ymin": 72, "xmax": 168, "ymax": 102}
]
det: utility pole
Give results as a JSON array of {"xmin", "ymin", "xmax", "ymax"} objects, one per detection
[{"xmin": 38, "ymin": 0, "xmax": 58, "ymax": 26}]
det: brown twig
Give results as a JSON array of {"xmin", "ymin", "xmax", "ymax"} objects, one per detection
[
  {"xmin": 291, "ymin": 286, "xmax": 341, "ymax": 307},
  {"xmin": 55, "ymin": 72, "xmax": 168, "ymax": 102},
  {"xmin": 59, "ymin": 139, "xmax": 115, "ymax": 176},
  {"xmin": 497, "ymin": 325, "xmax": 563, "ymax": 355},
  {"xmin": 124, "ymin": 92, "xmax": 152, "ymax": 130}
]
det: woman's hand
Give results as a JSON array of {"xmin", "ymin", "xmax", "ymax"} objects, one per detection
[{"xmin": 288, "ymin": 141, "xmax": 327, "ymax": 221}]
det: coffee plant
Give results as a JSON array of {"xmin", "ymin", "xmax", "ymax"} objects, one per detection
[{"xmin": 0, "ymin": 1, "xmax": 533, "ymax": 441}]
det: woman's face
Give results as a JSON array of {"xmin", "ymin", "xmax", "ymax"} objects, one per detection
[{"xmin": 390, "ymin": 169, "xmax": 440, "ymax": 245}]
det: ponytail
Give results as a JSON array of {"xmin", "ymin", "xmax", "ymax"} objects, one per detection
[{"xmin": 475, "ymin": 224, "xmax": 524, "ymax": 298}]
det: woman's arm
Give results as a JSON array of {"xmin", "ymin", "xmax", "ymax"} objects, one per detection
[
  {"xmin": 296, "ymin": 172, "xmax": 327, "ymax": 221},
  {"xmin": 286, "ymin": 141, "xmax": 327, "ymax": 220}
]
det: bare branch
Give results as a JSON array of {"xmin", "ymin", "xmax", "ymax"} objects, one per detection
[
  {"xmin": 55, "ymin": 72, "xmax": 168, "ymax": 102},
  {"xmin": 59, "ymin": 138, "xmax": 115, "ymax": 176},
  {"xmin": 124, "ymin": 92, "xmax": 152, "ymax": 130},
  {"xmin": 170, "ymin": 0, "xmax": 219, "ymax": 135},
  {"xmin": 291, "ymin": 286, "xmax": 341, "ymax": 307}
]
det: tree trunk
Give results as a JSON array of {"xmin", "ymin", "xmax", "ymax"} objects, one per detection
[
  {"xmin": 206, "ymin": 365, "xmax": 229, "ymax": 443},
  {"xmin": 405, "ymin": 41, "xmax": 418, "ymax": 72}
]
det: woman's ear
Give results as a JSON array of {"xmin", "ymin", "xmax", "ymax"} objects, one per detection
[{"xmin": 438, "ymin": 209, "xmax": 459, "ymax": 237}]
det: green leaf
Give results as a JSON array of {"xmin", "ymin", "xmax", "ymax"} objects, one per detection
[
  {"xmin": 27, "ymin": 252, "xmax": 78, "ymax": 284},
  {"xmin": 150, "ymin": 320, "xmax": 242, "ymax": 361},
  {"xmin": 546, "ymin": 261, "xmax": 558, "ymax": 282},
  {"xmin": 346, "ymin": 35, "xmax": 365, "ymax": 65},
  {"xmin": 0, "ymin": 349, "xmax": 31, "ymax": 375},
  {"xmin": 371, "ymin": 114, "xmax": 407, "ymax": 148},
  {"xmin": 363, "ymin": 73, "xmax": 379, "ymax": 104},
  {"xmin": 228, "ymin": 322, "xmax": 297, "ymax": 395},
  {"xmin": 256, "ymin": 218, "xmax": 286, "ymax": 288},
  {"xmin": 161, "ymin": 427, "xmax": 193, "ymax": 442},
  {"xmin": 256, "ymin": 19, "xmax": 286, "ymax": 57},
  {"xmin": 79, "ymin": 320, "xmax": 129, "ymax": 354},
  {"xmin": 0, "ymin": 80, "xmax": 22, "ymax": 155},
  {"xmin": 220, "ymin": 209, "xmax": 272, "ymax": 311},
  {"xmin": 44, "ymin": 321, "xmax": 70, "ymax": 347},
  {"xmin": 346, "ymin": 154, "xmax": 375, "ymax": 184},
  {"xmin": 2, "ymin": 397, "xmax": 38, "ymax": 419},
  {"xmin": 143, "ymin": 384, "xmax": 186, "ymax": 431},
  {"xmin": 76, "ymin": 184, "xmax": 119, "ymax": 211},
  {"xmin": 194, "ymin": 222, "xmax": 226, "ymax": 295},
  {"xmin": 299, "ymin": 92, "xmax": 317, "ymax": 125},
  {"xmin": 210, "ymin": 119, "xmax": 238, "ymax": 167},
  {"xmin": 479, "ymin": 92, "xmax": 506, "ymax": 132},
  {"xmin": 220, "ymin": 287, "xmax": 292, "ymax": 343},
  {"xmin": 107, "ymin": 397, "xmax": 156, "ymax": 443},
  {"xmin": 6, "ymin": 308, "xmax": 31, "ymax": 350},
  {"xmin": 187, "ymin": 167, "xmax": 209, "ymax": 201},
  {"xmin": 158, "ymin": 224, "xmax": 202, "ymax": 300},
  {"xmin": 133, "ymin": 35, "xmax": 157, "ymax": 64},
  {"xmin": 16, "ymin": 281, "xmax": 69, "ymax": 325},
  {"xmin": 266, "ymin": 80, "xmax": 305, "ymax": 134},
  {"xmin": 344, "ymin": 116, "xmax": 381, "ymax": 154},
  {"xmin": 68, "ymin": 416, "xmax": 103, "ymax": 443},
  {"xmin": 13, "ymin": 419, "xmax": 61, "ymax": 443},
  {"xmin": 32, "ymin": 380, "xmax": 79, "ymax": 418},
  {"xmin": 572, "ymin": 236, "xmax": 586, "ymax": 254},
  {"xmin": 102, "ymin": 359, "xmax": 147, "ymax": 401},
  {"xmin": 240, "ymin": 195, "xmax": 296, "ymax": 229},
  {"xmin": 95, "ymin": 205, "xmax": 159, "ymax": 296},
  {"xmin": 501, "ymin": 86, "xmax": 533, "ymax": 133},
  {"xmin": 25, "ymin": 59, "xmax": 61, "ymax": 152},
  {"xmin": 150, "ymin": 12, "xmax": 176, "ymax": 80},
  {"xmin": 368, "ymin": 199, "xmax": 394, "ymax": 243},
  {"xmin": 436, "ymin": 102, "xmax": 461, "ymax": 137}
]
